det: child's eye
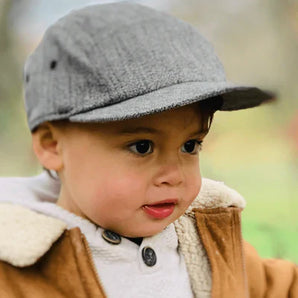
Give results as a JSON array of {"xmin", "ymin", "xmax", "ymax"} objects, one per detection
[
  {"xmin": 128, "ymin": 140, "xmax": 153, "ymax": 155},
  {"xmin": 181, "ymin": 140, "xmax": 202, "ymax": 154}
]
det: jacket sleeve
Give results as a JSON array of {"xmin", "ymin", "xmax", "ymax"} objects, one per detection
[{"xmin": 244, "ymin": 241, "xmax": 298, "ymax": 298}]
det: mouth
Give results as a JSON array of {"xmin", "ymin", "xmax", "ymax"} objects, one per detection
[{"xmin": 142, "ymin": 199, "xmax": 178, "ymax": 219}]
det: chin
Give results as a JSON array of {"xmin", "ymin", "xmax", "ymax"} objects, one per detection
[{"xmin": 121, "ymin": 224, "xmax": 169, "ymax": 238}]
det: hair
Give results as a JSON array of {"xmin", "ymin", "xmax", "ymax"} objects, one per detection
[
  {"xmin": 197, "ymin": 95, "xmax": 223, "ymax": 131},
  {"xmin": 44, "ymin": 168, "xmax": 59, "ymax": 179},
  {"xmin": 42, "ymin": 95, "xmax": 223, "ymax": 178}
]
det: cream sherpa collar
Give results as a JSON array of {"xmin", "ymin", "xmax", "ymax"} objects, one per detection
[
  {"xmin": 0, "ymin": 204, "xmax": 66, "ymax": 267},
  {"xmin": 0, "ymin": 178, "xmax": 245, "ymax": 270},
  {"xmin": 174, "ymin": 178, "xmax": 245, "ymax": 297}
]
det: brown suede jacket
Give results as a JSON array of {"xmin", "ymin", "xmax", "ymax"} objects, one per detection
[{"xmin": 0, "ymin": 179, "xmax": 297, "ymax": 297}]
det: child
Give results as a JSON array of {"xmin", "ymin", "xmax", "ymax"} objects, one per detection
[{"xmin": 0, "ymin": 2, "xmax": 297, "ymax": 297}]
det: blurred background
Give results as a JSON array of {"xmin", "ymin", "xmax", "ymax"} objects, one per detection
[{"xmin": 1, "ymin": 0, "xmax": 297, "ymax": 261}]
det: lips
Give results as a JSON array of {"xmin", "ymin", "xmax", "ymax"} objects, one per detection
[{"xmin": 142, "ymin": 199, "xmax": 177, "ymax": 219}]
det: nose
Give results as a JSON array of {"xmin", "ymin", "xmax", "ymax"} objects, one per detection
[{"xmin": 153, "ymin": 157, "xmax": 184, "ymax": 187}]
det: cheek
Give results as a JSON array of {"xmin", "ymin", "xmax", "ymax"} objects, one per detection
[
  {"xmin": 86, "ymin": 173, "xmax": 147, "ymax": 225},
  {"xmin": 93, "ymin": 170, "xmax": 147, "ymax": 207},
  {"xmin": 190, "ymin": 176, "xmax": 202, "ymax": 198},
  {"xmin": 185, "ymin": 164, "xmax": 202, "ymax": 203}
]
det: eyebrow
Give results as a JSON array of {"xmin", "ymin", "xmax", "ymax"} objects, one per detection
[{"xmin": 118, "ymin": 126, "xmax": 209, "ymax": 137}]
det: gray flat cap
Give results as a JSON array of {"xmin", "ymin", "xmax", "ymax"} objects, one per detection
[{"xmin": 24, "ymin": 1, "xmax": 274, "ymax": 131}]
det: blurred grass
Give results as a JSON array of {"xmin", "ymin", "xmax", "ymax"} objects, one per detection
[{"xmin": 201, "ymin": 105, "xmax": 298, "ymax": 262}]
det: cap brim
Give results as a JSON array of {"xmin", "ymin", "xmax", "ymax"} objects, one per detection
[{"xmin": 69, "ymin": 81, "xmax": 275, "ymax": 123}]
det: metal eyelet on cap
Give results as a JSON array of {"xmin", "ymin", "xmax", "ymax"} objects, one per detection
[
  {"xmin": 102, "ymin": 230, "xmax": 121, "ymax": 245},
  {"xmin": 50, "ymin": 60, "xmax": 57, "ymax": 70},
  {"xmin": 142, "ymin": 246, "xmax": 157, "ymax": 267}
]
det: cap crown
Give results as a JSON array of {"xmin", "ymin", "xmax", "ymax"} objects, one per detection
[{"xmin": 24, "ymin": 2, "xmax": 226, "ymax": 130}]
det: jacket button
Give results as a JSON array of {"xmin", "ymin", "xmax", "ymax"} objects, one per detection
[
  {"xmin": 102, "ymin": 230, "xmax": 121, "ymax": 245},
  {"xmin": 142, "ymin": 246, "xmax": 157, "ymax": 266}
]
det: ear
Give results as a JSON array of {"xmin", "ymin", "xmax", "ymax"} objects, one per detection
[{"xmin": 32, "ymin": 122, "xmax": 63, "ymax": 171}]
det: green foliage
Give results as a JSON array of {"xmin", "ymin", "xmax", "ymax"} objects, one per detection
[{"xmin": 200, "ymin": 107, "xmax": 298, "ymax": 262}]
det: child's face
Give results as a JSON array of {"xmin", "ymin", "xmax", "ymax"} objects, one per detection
[{"xmin": 56, "ymin": 103, "xmax": 208, "ymax": 237}]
